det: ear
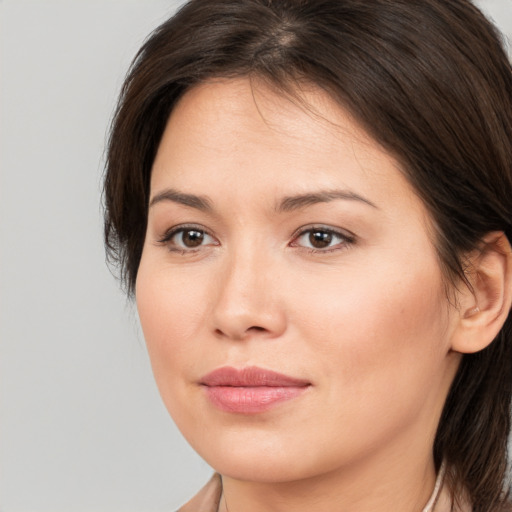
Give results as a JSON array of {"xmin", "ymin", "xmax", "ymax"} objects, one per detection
[{"xmin": 450, "ymin": 232, "xmax": 512, "ymax": 354}]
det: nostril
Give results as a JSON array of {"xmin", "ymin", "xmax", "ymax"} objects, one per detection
[
  {"xmin": 248, "ymin": 326, "xmax": 266, "ymax": 332},
  {"xmin": 214, "ymin": 325, "xmax": 267, "ymax": 339}
]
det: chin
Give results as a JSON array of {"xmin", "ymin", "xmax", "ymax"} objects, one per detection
[
  {"xmin": 184, "ymin": 423, "xmax": 347, "ymax": 484},
  {"xmin": 180, "ymin": 424, "xmax": 301, "ymax": 481}
]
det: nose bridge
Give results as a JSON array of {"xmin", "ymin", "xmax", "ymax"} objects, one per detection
[{"xmin": 211, "ymin": 238, "xmax": 285, "ymax": 340}]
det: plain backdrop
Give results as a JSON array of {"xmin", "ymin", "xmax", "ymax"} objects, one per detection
[{"xmin": 0, "ymin": 1, "xmax": 511, "ymax": 511}]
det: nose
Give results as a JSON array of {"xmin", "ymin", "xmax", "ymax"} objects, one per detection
[{"xmin": 211, "ymin": 246, "xmax": 287, "ymax": 341}]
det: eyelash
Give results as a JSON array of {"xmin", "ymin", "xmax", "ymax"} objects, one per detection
[
  {"xmin": 290, "ymin": 225, "xmax": 356, "ymax": 253},
  {"xmin": 157, "ymin": 224, "xmax": 218, "ymax": 253},
  {"xmin": 156, "ymin": 224, "xmax": 356, "ymax": 254}
]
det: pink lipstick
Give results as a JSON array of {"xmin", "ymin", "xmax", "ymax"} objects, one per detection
[{"xmin": 200, "ymin": 366, "xmax": 310, "ymax": 414}]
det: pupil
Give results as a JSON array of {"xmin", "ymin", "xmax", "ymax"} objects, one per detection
[
  {"xmin": 309, "ymin": 231, "xmax": 332, "ymax": 248},
  {"xmin": 183, "ymin": 230, "xmax": 204, "ymax": 247}
]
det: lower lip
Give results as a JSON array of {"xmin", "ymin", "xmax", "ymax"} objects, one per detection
[{"xmin": 203, "ymin": 385, "xmax": 309, "ymax": 414}]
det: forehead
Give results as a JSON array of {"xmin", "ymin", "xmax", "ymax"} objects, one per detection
[
  {"xmin": 159, "ymin": 77, "xmax": 379, "ymax": 157},
  {"xmin": 150, "ymin": 77, "xmax": 424, "ymax": 218}
]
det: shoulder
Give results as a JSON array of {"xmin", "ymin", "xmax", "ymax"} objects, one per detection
[{"xmin": 177, "ymin": 473, "xmax": 222, "ymax": 512}]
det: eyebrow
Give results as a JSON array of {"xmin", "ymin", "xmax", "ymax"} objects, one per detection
[
  {"xmin": 277, "ymin": 189, "xmax": 378, "ymax": 212},
  {"xmin": 149, "ymin": 187, "xmax": 377, "ymax": 213},
  {"xmin": 149, "ymin": 188, "xmax": 213, "ymax": 212}
]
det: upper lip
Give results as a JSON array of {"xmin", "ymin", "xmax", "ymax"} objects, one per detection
[{"xmin": 200, "ymin": 366, "xmax": 311, "ymax": 387}]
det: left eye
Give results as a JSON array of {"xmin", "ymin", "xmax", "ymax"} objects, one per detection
[
  {"xmin": 293, "ymin": 228, "xmax": 352, "ymax": 250},
  {"xmin": 165, "ymin": 228, "xmax": 216, "ymax": 250}
]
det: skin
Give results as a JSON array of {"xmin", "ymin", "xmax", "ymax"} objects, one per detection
[{"xmin": 136, "ymin": 78, "xmax": 465, "ymax": 512}]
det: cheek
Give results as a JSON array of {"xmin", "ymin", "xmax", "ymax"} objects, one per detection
[
  {"xmin": 136, "ymin": 254, "xmax": 207, "ymax": 341},
  {"xmin": 135, "ymin": 256, "xmax": 209, "ymax": 392},
  {"xmin": 292, "ymin": 255, "xmax": 447, "ymax": 343},
  {"xmin": 135, "ymin": 258, "xmax": 218, "ymax": 441},
  {"xmin": 288, "ymin": 256, "xmax": 451, "ymax": 415}
]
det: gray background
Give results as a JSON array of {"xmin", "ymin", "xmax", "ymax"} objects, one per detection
[{"xmin": 0, "ymin": 1, "xmax": 510, "ymax": 511}]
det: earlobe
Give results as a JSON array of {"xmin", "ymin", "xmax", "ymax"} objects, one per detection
[{"xmin": 450, "ymin": 232, "xmax": 512, "ymax": 354}]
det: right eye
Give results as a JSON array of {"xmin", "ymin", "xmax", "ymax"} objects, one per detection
[{"xmin": 158, "ymin": 226, "xmax": 217, "ymax": 252}]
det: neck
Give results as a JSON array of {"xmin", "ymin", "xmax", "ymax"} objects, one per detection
[{"xmin": 219, "ymin": 449, "xmax": 438, "ymax": 512}]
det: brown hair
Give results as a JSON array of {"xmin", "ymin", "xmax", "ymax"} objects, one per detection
[{"xmin": 104, "ymin": 1, "xmax": 512, "ymax": 509}]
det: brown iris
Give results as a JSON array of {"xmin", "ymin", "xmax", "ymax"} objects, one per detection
[
  {"xmin": 181, "ymin": 229, "xmax": 205, "ymax": 247},
  {"xmin": 309, "ymin": 230, "xmax": 333, "ymax": 249}
]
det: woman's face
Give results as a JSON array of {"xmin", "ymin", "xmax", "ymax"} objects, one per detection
[{"xmin": 136, "ymin": 78, "xmax": 462, "ymax": 482}]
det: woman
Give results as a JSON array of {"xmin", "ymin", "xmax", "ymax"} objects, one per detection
[{"xmin": 103, "ymin": 0, "xmax": 512, "ymax": 510}]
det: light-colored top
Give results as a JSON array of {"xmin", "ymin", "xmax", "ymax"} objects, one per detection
[{"xmin": 178, "ymin": 473, "xmax": 221, "ymax": 512}]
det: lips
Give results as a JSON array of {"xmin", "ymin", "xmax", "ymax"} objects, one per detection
[{"xmin": 200, "ymin": 366, "xmax": 311, "ymax": 414}]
